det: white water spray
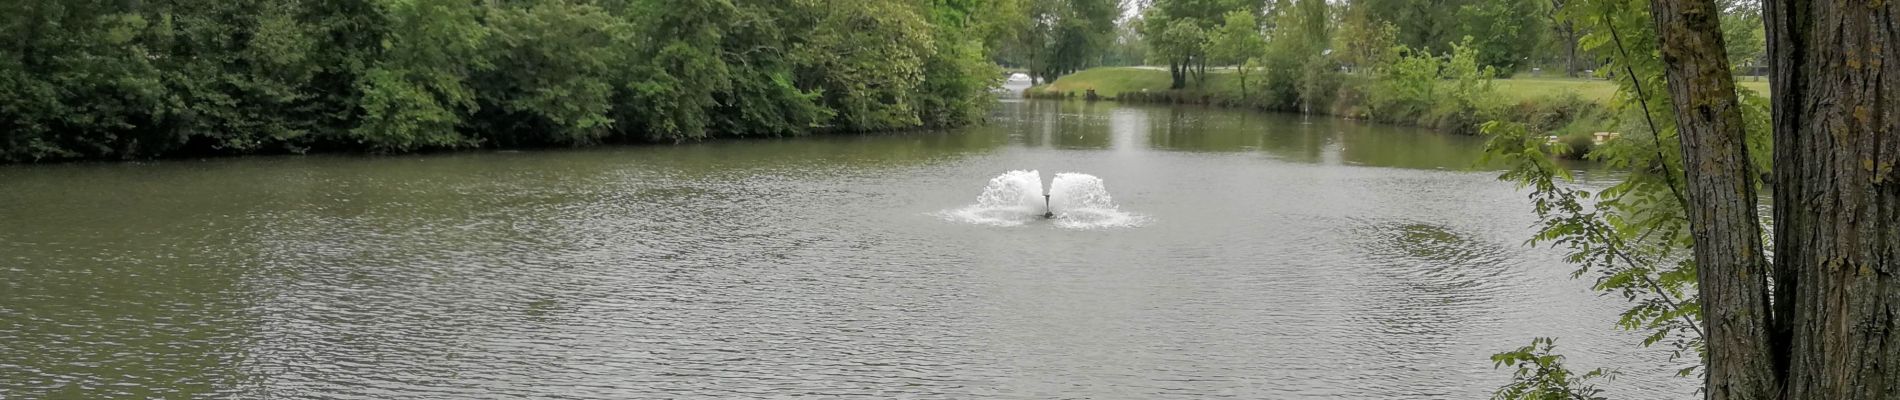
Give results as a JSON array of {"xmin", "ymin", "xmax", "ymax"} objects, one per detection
[
  {"xmin": 941, "ymin": 170, "xmax": 1144, "ymax": 228},
  {"xmin": 1046, "ymin": 173, "xmax": 1141, "ymax": 228}
]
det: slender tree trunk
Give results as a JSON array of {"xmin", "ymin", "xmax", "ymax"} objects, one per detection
[
  {"xmin": 1170, "ymin": 59, "xmax": 1186, "ymax": 89},
  {"xmin": 1564, "ymin": 26, "xmax": 1580, "ymax": 77},
  {"xmin": 1239, "ymin": 67, "xmax": 1249, "ymax": 101},
  {"xmin": 1770, "ymin": 0, "xmax": 1900, "ymax": 397},
  {"xmin": 1197, "ymin": 58, "xmax": 1207, "ymax": 87},
  {"xmin": 1649, "ymin": 0, "xmax": 1779, "ymax": 398},
  {"xmin": 1547, "ymin": 0, "xmax": 1581, "ymax": 77}
]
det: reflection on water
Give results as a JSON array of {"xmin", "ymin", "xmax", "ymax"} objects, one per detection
[
  {"xmin": 1001, "ymin": 100, "xmax": 1496, "ymax": 170},
  {"xmin": 1, "ymin": 100, "xmax": 1683, "ymax": 399}
]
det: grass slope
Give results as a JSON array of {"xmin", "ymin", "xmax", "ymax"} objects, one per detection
[
  {"xmin": 1031, "ymin": 67, "xmax": 1176, "ymax": 98},
  {"xmin": 1031, "ymin": 67, "xmax": 1772, "ymax": 105}
]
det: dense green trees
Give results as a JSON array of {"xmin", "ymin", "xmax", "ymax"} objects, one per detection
[
  {"xmin": 1350, "ymin": 0, "xmax": 1546, "ymax": 72},
  {"xmin": 998, "ymin": 0, "xmax": 1120, "ymax": 84},
  {"xmin": 1134, "ymin": 0, "xmax": 1763, "ymax": 80},
  {"xmin": 1204, "ymin": 11, "xmax": 1265, "ymax": 98},
  {"xmin": 0, "ymin": 0, "xmax": 1018, "ymax": 162},
  {"xmin": 1138, "ymin": 0, "xmax": 1260, "ymax": 89},
  {"xmin": 1258, "ymin": 0, "xmax": 1333, "ymax": 110}
]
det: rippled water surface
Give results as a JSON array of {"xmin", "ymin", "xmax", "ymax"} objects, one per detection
[{"xmin": 1, "ymin": 98, "xmax": 1692, "ymax": 398}]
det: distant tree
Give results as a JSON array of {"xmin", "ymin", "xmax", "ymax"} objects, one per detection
[
  {"xmin": 1543, "ymin": 0, "xmax": 1584, "ymax": 76},
  {"xmin": 1144, "ymin": 15, "xmax": 1207, "ymax": 89},
  {"xmin": 349, "ymin": 0, "xmax": 491, "ymax": 151},
  {"xmin": 1260, "ymin": 0, "xmax": 1332, "ymax": 110},
  {"xmin": 1356, "ymin": 0, "xmax": 1547, "ymax": 73},
  {"xmin": 1140, "ymin": 0, "xmax": 1262, "ymax": 89},
  {"xmin": 624, "ymin": 0, "xmax": 733, "ymax": 141},
  {"xmin": 1008, "ymin": 0, "xmax": 1119, "ymax": 84},
  {"xmin": 1333, "ymin": 2, "xmax": 1400, "ymax": 73},
  {"xmin": 1452, "ymin": 0, "xmax": 1546, "ymax": 74},
  {"xmin": 918, "ymin": 0, "xmax": 1014, "ymax": 127},
  {"xmin": 1356, "ymin": 0, "xmax": 1457, "ymax": 54},
  {"xmin": 473, "ymin": 1, "xmax": 631, "ymax": 146},
  {"xmin": 1101, "ymin": 20, "xmax": 1150, "ymax": 67},
  {"xmin": 1206, "ymin": 11, "xmax": 1266, "ymax": 98},
  {"xmin": 1716, "ymin": 0, "xmax": 1764, "ymax": 78}
]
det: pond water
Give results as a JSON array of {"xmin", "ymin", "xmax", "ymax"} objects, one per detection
[{"xmin": 0, "ymin": 98, "xmax": 1694, "ymax": 398}]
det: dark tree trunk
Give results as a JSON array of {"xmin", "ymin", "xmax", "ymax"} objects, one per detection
[
  {"xmin": 1649, "ymin": 0, "xmax": 1780, "ymax": 398},
  {"xmin": 1769, "ymin": 0, "xmax": 1900, "ymax": 397},
  {"xmin": 1169, "ymin": 59, "xmax": 1186, "ymax": 89},
  {"xmin": 1547, "ymin": 0, "xmax": 1581, "ymax": 77},
  {"xmin": 1668, "ymin": 0, "xmax": 1900, "ymax": 396},
  {"xmin": 1563, "ymin": 26, "xmax": 1580, "ymax": 77},
  {"xmin": 1195, "ymin": 58, "xmax": 1206, "ymax": 88}
]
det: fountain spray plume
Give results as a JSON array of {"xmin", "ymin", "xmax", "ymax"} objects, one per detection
[
  {"xmin": 939, "ymin": 170, "xmax": 1144, "ymax": 228},
  {"xmin": 942, "ymin": 170, "xmax": 1045, "ymax": 226},
  {"xmin": 1046, "ymin": 172, "xmax": 1142, "ymax": 229}
]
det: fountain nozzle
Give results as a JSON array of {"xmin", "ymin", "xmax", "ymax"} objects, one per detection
[{"xmin": 1043, "ymin": 194, "xmax": 1055, "ymax": 219}]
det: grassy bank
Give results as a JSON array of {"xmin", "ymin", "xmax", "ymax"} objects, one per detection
[
  {"xmin": 1029, "ymin": 67, "xmax": 1768, "ymax": 105},
  {"xmin": 1026, "ymin": 66, "xmax": 1768, "ymax": 158}
]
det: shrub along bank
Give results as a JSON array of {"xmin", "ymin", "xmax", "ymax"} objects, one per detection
[{"xmin": 1024, "ymin": 41, "xmax": 1766, "ymax": 159}]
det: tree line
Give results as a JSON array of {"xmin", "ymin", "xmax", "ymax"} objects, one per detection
[
  {"xmin": 0, "ymin": 0, "xmax": 1046, "ymax": 162},
  {"xmin": 1133, "ymin": 0, "xmax": 1765, "ymax": 91}
]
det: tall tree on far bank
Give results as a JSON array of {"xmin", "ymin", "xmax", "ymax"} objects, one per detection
[
  {"xmin": 1357, "ymin": 0, "xmax": 1546, "ymax": 72},
  {"xmin": 1140, "ymin": 0, "xmax": 1260, "ymax": 89},
  {"xmin": 1545, "ymin": 0, "xmax": 1583, "ymax": 76},
  {"xmin": 1008, "ymin": 0, "xmax": 1119, "ymax": 84},
  {"xmin": 1650, "ymin": 0, "xmax": 1899, "ymax": 397},
  {"xmin": 1143, "ymin": 14, "xmax": 1206, "ymax": 89},
  {"xmin": 1260, "ymin": 0, "xmax": 1333, "ymax": 110},
  {"xmin": 1453, "ymin": 0, "xmax": 1546, "ymax": 74},
  {"xmin": 1205, "ymin": 10, "xmax": 1265, "ymax": 98}
]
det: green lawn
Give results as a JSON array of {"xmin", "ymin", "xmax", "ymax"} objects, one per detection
[
  {"xmin": 1030, "ymin": 67, "xmax": 1176, "ymax": 98},
  {"xmin": 1495, "ymin": 76, "xmax": 1771, "ymax": 104},
  {"xmin": 1492, "ymin": 77, "xmax": 1622, "ymax": 103},
  {"xmin": 1033, "ymin": 67, "xmax": 1772, "ymax": 105}
]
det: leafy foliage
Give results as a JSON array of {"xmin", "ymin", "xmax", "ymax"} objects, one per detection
[
  {"xmin": 1356, "ymin": 0, "xmax": 1548, "ymax": 72},
  {"xmin": 1479, "ymin": 0, "xmax": 1775, "ymax": 393},
  {"xmin": 1139, "ymin": 0, "xmax": 1261, "ymax": 89},
  {"xmin": 1001, "ymin": 0, "xmax": 1119, "ymax": 83},
  {"xmin": 1490, "ymin": 338, "xmax": 1615, "ymax": 400},
  {"xmin": 1205, "ymin": 11, "xmax": 1265, "ymax": 98},
  {"xmin": 1358, "ymin": 37, "xmax": 1500, "ymax": 133},
  {"xmin": 0, "ymin": 0, "xmax": 1013, "ymax": 161},
  {"xmin": 1259, "ymin": 0, "xmax": 1334, "ymax": 110}
]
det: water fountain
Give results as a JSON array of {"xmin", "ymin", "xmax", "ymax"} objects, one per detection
[{"xmin": 942, "ymin": 170, "xmax": 1143, "ymax": 228}]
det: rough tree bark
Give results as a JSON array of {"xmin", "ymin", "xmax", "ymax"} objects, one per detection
[
  {"xmin": 1769, "ymin": 0, "xmax": 1900, "ymax": 397},
  {"xmin": 1649, "ymin": 0, "xmax": 1780, "ymax": 398},
  {"xmin": 1662, "ymin": 0, "xmax": 1899, "ymax": 397}
]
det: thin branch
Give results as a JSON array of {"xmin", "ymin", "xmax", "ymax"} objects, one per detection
[
  {"xmin": 1603, "ymin": 218, "xmax": 1706, "ymax": 339},
  {"xmin": 1598, "ymin": 6, "xmax": 1692, "ymax": 210}
]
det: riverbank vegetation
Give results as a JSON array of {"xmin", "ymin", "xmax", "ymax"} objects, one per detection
[
  {"xmin": 1030, "ymin": 0, "xmax": 1770, "ymax": 157},
  {"xmin": 0, "ymin": 0, "xmax": 1084, "ymax": 162},
  {"xmin": 1038, "ymin": 0, "xmax": 1868, "ymax": 398}
]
